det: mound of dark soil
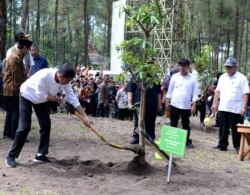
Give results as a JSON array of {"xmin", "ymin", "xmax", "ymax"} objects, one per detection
[{"xmin": 41, "ymin": 155, "xmax": 162, "ymax": 178}]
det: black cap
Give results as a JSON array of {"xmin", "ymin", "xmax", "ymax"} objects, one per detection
[
  {"xmin": 15, "ymin": 31, "xmax": 30, "ymax": 39},
  {"xmin": 15, "ymin": 31, "xmax": 30, "ymax": 41},
  {"xmin": 18, "ymin": 39, "xmax": 33, "ymax": 48}
]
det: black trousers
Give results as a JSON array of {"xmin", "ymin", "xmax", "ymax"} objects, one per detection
[
  {"xmin": 170, "ymin": 105, "xmax": 191, "ymax": 142},
  {"xmin": 118, "ymin": 108, "xmax": 130, "ymax": 120},
  {"xmin": 8, "ymin": 96, "xmax": 51, "ymax": 158},
  {"xmin": 3, "ymin": 96, "xmax": 19, "ymax": 139},
  {"xmin": 218, "ymin": 111, "xmax": 243, "ymax": 149},
  {"xmin": 97, "ymin": 103, "xmax": 109, "ymax": 118},
  {"xmin": 133, "ymin": 110, "xmax": 157, "ymax": 141},
  {"xmin": 197, "ymin": 101, "xmax": 206, "ymax": 123}
]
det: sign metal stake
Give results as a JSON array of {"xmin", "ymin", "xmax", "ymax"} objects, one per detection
[{"xmin": 167, "ymin": 153, "xmax": 173, "ymax": 183}]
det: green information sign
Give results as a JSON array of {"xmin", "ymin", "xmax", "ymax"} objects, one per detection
[{"xmin": 160, "ymin": 125, "xmax": 187, "ymax": 157}]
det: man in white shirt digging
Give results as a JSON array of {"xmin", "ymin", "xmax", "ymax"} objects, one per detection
[{"xmin": 6, "ymin": 64, "xmax": 89, "ymax": 168}]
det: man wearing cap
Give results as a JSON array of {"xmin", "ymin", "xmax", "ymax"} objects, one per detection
[
  {"xmin": 6, "ymin": 31, "xmax": 35, "ymax": 77},
  {"xmin": 211, "ymin": 57, "xmax": 249, "ymax": 152},
  {"xmin": 166, "ymin": 59, "xmax": 199, "ymax": 148},
  {"xmin": 2, "ymin": 39, "xmax": 33, "ymax": 140}
]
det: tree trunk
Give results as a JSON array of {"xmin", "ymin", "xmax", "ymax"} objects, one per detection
[
  {"xmin": 226, "ymin": 28, "xmax": 230, "ymax": 59},
  {"xmin": 215, "ymin": 0, "xmax": 223, "ymax": 72},
  {"xmin": 36, "ymin": 0, "xmax": 40, "ymax": 44},
  {"xmin": 138, "ymin": 88, "xmax": 146, "ymax": 164},
  {"xmin": 0, "ymin": 0, "xmax": 6, "ymax": 60},
  {"xmin": 103, "ymin": 22, "xmax": 107, "ymax": 60},
  {"xmin": 233, "ymin": 0, "xmax": 246, "ymax": 65},
  {"xmin": 198, "ymin": 31, "xmax": 202, "ymax": 55},
  {"xmin": 75, "ymin": 53, "xmax": 79, "ymax": 68},
  {"xmin": 31, "ymin": 13, "xmax": 34, "ymax": 38},
  {"xmin": 21, "ymin": 0, "xmax": 29, "ymax": 33},
  {"xmin": 238, "ymin": 0, "xmax": 247, "ymax": 67},
  {"xmin": 54, "ymin": 0, "xmax": 59, "ymax": 66},
  {"xmin": 8, "ymin": 0, "xmax": 13, "ymax": 47},
  {"xmin": 244, "ymin": 20, "xmax": 249, "ymax": 74},
  {"xmin": 62, "ymin": 37, "xmax": 65, "ymax": 62},
  {"xmin": 207, "ymin": 0, "xmax": 211, "ymax": 45},
  {"xmin": 137, "ymin": 29, "xmax": 152, "ymax": 163},
  {"xmin": 75, "ymin": 28, "xmax": 80, "ymax": 67},
  {"xmin": 83, "ymin": 0, "xmax": 89, "ymax": 67},
  {"xmin": 66, "ymin": 3, "xmax": 72, "ymax": 63},
  {"xmin": 234, "ymin": 0, "xmax": 239, "ymax": 59},
  {"xmin": 13, "ymin": 0, "xmax": 17, "ymax": 36},
  {"xmin": 106, "ymin": 0, "xmax": 113, "ymax": 61},
  {"xmin": 187, "ymin": 1, "xmax": 194, "ymax": 60}
]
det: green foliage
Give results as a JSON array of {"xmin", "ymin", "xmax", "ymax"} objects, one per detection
[
  {"xmin": 116, "ymin": 39, "xmax": 162, "ymax": 87},
  {"xmin": 6, "ymin": 0, "xmax": 113, "ymax": 66},
  {"xmin": 113, "ymin": 72, "xmax": 131, "ymax": 83},
  {"xmin": 117, "ymin": 1, "xmax": 165, "ymax": 88},
  {"xmin": 193, "ymin": 45, "xmax": 213, "ymax": 74},
  {"xmin": 124, "ymin": 3, "xmax": 163, "ymax": 29}
]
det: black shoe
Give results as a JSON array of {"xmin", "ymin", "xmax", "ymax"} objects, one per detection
[
  {"xmin": 6, "ymin": 156, "xmax": 16, "ymax": 168},
  {"xmin": 34, "ymin": 154, "xmax": 51, "ymax": 163},
  {"xmin": 219, "ymin": 147, "xmax": 227, "ymax": 151},
  {"xmin": 130, "ymin": 139, "xmax": 139, "ymax": 144},
  {"xmin": 234, "ymin": 147, "xmax": 240, "ymax": 154},
  {"xmin": 186, "ymin": 141, "xmax": 194, "ymax": 149},
  {"xmin": 3, "ymin": 135, "xmax": 12, "ymax": 140},
  {"xmin": 212, "ymin": 145, "xmax": 221, "ymax": 149}
]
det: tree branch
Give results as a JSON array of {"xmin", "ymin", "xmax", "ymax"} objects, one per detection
[{"xmin": 123, "ymin": 6, "xmax": 148, "ymax": 35}]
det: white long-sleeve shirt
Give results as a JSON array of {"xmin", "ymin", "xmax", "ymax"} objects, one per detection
[
  {"xmin": 216, "ymin": 71, "xmax": 249, "ymax": 114},
  {"xmin": 166, "ymin": 72, "xmax": 199, "ymax": 109},
  {"xmin": 20, "ymin": 68, "xmax": 80, "ymax": 108}
]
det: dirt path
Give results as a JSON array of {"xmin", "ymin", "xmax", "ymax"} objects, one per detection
[{"xmin": 0, "ymin": 111, "xmax": 250, "ymax": 194}]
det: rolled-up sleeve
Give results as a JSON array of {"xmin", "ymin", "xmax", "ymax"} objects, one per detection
[
  {"xmin": 243, "ymin": 78, "xmax": 250, "ymax": 94},
  {"xmin": 192, "ymin": 78, "xmax": 199, "ymax": 102},
  {"xmin": 63, "ymin": 84, "xmax": 80, "ymax": 108},
  {"xmin": 166, "ymin": 77, "xmax": 174, "ymax": 99}
]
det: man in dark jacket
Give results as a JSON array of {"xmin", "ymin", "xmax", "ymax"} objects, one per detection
[{"xmin": 128, "ymin": 77, "xmax": 161, "ymax": 144}]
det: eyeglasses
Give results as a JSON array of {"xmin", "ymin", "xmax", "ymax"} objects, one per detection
[
  {"xmin": 225, "ymin": 66, "xmax": 233, "ymax": 69},
  {"xmin": 179, "ymin": 64, "xmax": 189, "ymax": 67}
]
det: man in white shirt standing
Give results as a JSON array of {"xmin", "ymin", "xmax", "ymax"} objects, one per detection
[
  {"xmin": 6, "ymin": 64, "xmax": 90, "ymax": 168},
  {"xmin": 166, "ymin": 59, "xmax": 199, "ymax": 148},
  {"xmin": 211, "ymin": 58, "xmax": 249, "ymax": 152}
]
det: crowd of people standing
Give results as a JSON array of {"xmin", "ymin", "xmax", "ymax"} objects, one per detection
[{"xmin": 71, "ymin": 69, "xmax": 133, "ymax": 120}]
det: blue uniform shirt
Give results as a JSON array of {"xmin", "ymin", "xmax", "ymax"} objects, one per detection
[
  {"xmin": 128, "ymin": 77, "xmax": 161, "ymax": 112},
  {"xmin": 32, "ymin": 56, "xmax": 48, "ymax": 75}
]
